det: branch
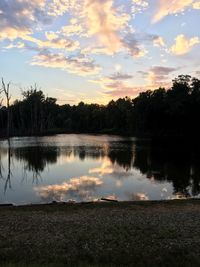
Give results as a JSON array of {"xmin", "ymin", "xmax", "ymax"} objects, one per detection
[{"xmin": 1, "ymin": 78, "xmax": 11, "ymax": 98}]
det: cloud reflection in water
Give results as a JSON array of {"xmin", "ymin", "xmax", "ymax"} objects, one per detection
[{"xmin": 34, "ymin": 176, "xmax": 103, "ymax": 202}]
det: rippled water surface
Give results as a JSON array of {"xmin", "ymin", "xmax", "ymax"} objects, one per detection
[{"xmin": 0, "ymin": 134, "xmax": 200, "ymax": 204}]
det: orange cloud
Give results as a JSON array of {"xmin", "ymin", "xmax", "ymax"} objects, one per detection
[
  {"xmin": 193, "ymin": 1, "xmax": 200, "ymax": 9},
  {"xmin": 153, "ymin": 0, "xmax": 194, "ymax": 22},
  {"xmin": 61, "ymin": 19, "xmax": 84, "ymax": 37},
  {"xmin": 25, "ymin": 35, "xmax": 80, "ymax": 51},
  {"xmin": 89, "ymin": 158, "xmax": 114, "ymax": 176},
  {"xmin": 83, "ymin": 0, "xmax": 130, "ymax": 53},
  {"xmin": 34, "ymin": 176, "xmax": 103, "ymax": 202},
  {"xmin": 0, "ymin": 27, "xmax": 31, "ymax": 41},
  {"xmin": 170, "ymin": 34, "xmax": 200, "ymax": 55}
]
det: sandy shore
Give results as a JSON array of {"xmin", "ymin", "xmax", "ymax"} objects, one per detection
[{"xmin": 0, "ymin": 200, "xmax": 200, "ymax": 267}]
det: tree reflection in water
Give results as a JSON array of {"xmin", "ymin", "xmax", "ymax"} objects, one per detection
[
  {"xmin": 133, "ymin": 140, "xmax": 200, "ymax": 198},
  {"xmin": 0, "ymin": 137, "xmax": 200, "ymax": 199},
  {"xmin": 4, "ymin": 139, "xmax": 12, "ymax": 193},
  {"xmin": 14, "ymin": 146, "xmax": 59, "ymax": 184}
]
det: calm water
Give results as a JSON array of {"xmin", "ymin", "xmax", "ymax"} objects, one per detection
[{"xmin": 0, "ymin": 134, "xmax": 200, "ymax": 204}]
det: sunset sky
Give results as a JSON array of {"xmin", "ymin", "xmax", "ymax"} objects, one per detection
[{"xmin": 0, "ymin": 0, "xmax": 200, "ymax": 104}]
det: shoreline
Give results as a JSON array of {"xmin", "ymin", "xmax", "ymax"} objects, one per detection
[
  {"xmin": 1, "ymin": 198, "xmax": 200, "ymax": 207},
  {"xmin": 1, "ymin": 199, "xmax": 200, "ymax": 266}
]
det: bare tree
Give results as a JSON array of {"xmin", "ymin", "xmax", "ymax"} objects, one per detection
[
  {"xmin": 1, "ymin": 79, "xmax": 12, "ymax": 192},
  {"xmin": 1, "ymin": 78, "xmax": 11, "ymax": 138}
]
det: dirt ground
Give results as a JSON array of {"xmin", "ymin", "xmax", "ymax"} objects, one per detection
[{"xmin": 0, "ymin": 200, "xmax": 200, "ymax": 267}]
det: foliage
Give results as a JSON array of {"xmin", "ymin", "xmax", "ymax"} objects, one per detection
[{"xmin": 0, "ymin": 75, "xmax": 200, "ymax": 137}]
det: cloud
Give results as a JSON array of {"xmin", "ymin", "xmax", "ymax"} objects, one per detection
[
  {"xmin": 0, "ymin": 0, "xmax": 147, "ymax": 78},
  {"xmin": 47, "ymin": 0, "xmax": 79, "ymax": 16},
  {"xmin": 0, "ymin": 0, "xmax": 151, "ymax": 62},
  {"xmin": 0, "ymin": 0, "xmax": 48, "ymax": 41},
  {"xmin": 81, "ymin": 0, "xmax": 130, "ymax": 54},
  {"xmin": 34, "ymin": 176, "xmax": 103, "ymax": 202},
  {"xmin": 153, "ymin": 36, "xmax": 165, "ymax": 47},
  {"xmin": 139, "ymin": 66, "xmax": 178, "ymax": 88},
  {"xmin": 61, "ymin": 19, "xmax": 85, "ymax": 37},
  {"xmin": 147, "ymin": 67, "xmax": 177, "ymax": 87},
  {"xmin": 0, "ymin": 0, "xmax": 80, "ymax": 42},
  {"xmin": 124, "ymin": 37, "xmax": 148, "ymax": 58},
  {"xmin": 193, "ymin": 1, "xmax": 200, "ymax": 9},
  {"xmin": 67, "ymin": 1, "xmax": 148, "ymax": 57},
  {"xmin": 153, "ymin": 0, "xmax": 194, "ymax": 23},
  {"xmin": 81, "ymin": 45, "xmax": 118, "ymax": 56},
  {"xmin": 91, "ymin": 71, "xmax": 133, "ymax": 86},
  {"xmin": 31, "ymin": 50, "xmax": 101, "ymax": 76},
  {"xmin": 81, "ymin": 41, "xmax": 144, "ymax": 57},
  {"xmin": 170, "ymin": 34, "xmax": 200, "ymax": 55},
  {"xmin": 132, "ymin": 0, "xmax": 148, "ymax": 5},
  {"xmin": 25, "ymin": 35, "xmax": 80, "ymax": 51},
  {"xmin": 0, "ymin": 28, "xmax": 30, "ymax": 42},
  {"xmin": 108, "ymin": 72, "xmax": 133, "ymax": 80},
  {"xmin": 132, "ymin": 0, "xmax": 149, "ymax": 15},
  {"xmin": 4, "ymin": 41, "xmax": 25, "ymax": 49},
  {"xmin": 153, "ymin": 0, "xmax": 200, "ymax": 23},
  {"xmin": 45, "ymin": 31, "xmax": 59, "ymax": 40},
  {"xmin": 91, "ymin": 71, "xmax": 141, "ymax": 98},
  {"xmin": 1, "ymin": 0, "xmax": 199, "ymax": 93},
  {"xmin": 122, "ymin": 33, "xmax": 167, "ymax": 57},
  {"xmin": 149, "ymin": 66, "xmax": 177, "ymax": 78},
  {"xmin": 104, "ymin": 81, "xmax": 142, "ymax": 98}
]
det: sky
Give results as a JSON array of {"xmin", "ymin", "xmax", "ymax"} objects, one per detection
[{"xmin": 0, "ymin": 0, "xmax": 200, "ymax": 105}]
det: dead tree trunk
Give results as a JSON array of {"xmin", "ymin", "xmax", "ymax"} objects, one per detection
[{"xmin": 1, "ymin": 78, "xmax": 11, "ymax": 138}]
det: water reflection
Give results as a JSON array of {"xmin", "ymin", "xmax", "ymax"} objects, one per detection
[
  {"xmin": 133, "ymin": 141, "xmax": 200, "ymax": 198},
  {"xmin": 4, "ymin": 139, "xmax": 12, "ymax": 193},
  {"xmin": 34, "ymin": 176, "xmax": 103, "ymax": 202},
  {"xmin": 0, "ymin": 135, "xmax": 200, "ymax": 204},
  {"xmin": 14, "ymin": 146, "xmax": 59, "ymax": 172},
  {"xmin": 128, "ymin": 192, "xmax": 149, "ymax": 201},
  {"xmin": 108, "ymin": 144, "xmax": 133, "ymax": 171}
]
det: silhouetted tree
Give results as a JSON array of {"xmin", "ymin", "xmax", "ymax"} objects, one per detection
[{"xmin": 0, "ymin": 75, "xmax": 200, "ymax": 138}]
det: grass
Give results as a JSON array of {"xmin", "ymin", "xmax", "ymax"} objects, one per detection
[{"xmin": 0, "ymin": 200, "xmax": 200, "ymax": 267}]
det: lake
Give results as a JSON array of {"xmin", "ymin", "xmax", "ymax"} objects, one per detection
[{"xmin": 0, "ymin": 134, "xmax": 200, "ymax": 205}]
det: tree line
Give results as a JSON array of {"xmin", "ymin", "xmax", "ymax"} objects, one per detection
[{"xmin": 0, "ymin": 75, "xmax": 200, "ymax": 138}]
